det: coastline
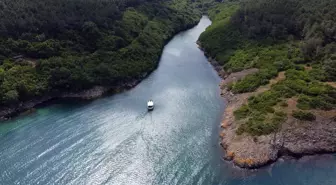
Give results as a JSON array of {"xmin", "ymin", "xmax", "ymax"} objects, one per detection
[
  {"xmin": 0, "ymin": 78, "xmax": 141, "ymax": 121},
  {"xmin": 198, "ymin": 42, "xmax": 336, "ymax": 169},
  {"xmin": 0, "ymin": 20, "xmax": 201, "ymax": 121}
]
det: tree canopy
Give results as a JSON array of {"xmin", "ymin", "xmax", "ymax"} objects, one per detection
[
  {"xmin": 199, "ymin": 0, "xmax": 336, "ymax": 136},
  {"xmin": 0, "ymin": 0, "xmax": 202, "ymax": 106}
]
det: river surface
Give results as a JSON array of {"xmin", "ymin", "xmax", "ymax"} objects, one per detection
[{"xmin": 1, "ymin": 16, "xmax": 336, "ymax": 185}]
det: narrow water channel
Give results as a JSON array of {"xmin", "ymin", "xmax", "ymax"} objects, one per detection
[{"xmin": 0, "ymin": 16, "xmax": 335, "ymax": 185}]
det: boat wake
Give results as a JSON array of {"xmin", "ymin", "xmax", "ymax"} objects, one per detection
[{"xmin": 135, "ymin": 111, "xmax": 149, "ymax": 121}]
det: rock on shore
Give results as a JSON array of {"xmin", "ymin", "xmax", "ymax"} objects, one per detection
[
  {"xmin": 198, "ymin": 42, "xmax": 336, "ymax": 169},
  {"xmin": 219, "ymin": 72, "xmax": 336, "ymax": 169}
]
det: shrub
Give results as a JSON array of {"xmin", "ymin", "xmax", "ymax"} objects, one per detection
[
  {"xmin": 234, "ymin": 104, "xmax": 250, "ymax": 119},
  {"xmin": 231, "ymin": 70, "xmax": 276, "ymax": 93},
  {"xmin": 323, "ymin": 58, "xmax": 336, "ymax": 81},
  {"xmin": 280, "ymin": 101, "xmax": 288, "ymax": 107},
  {"xmin": 292, "ymin": 110, "xmax": 316, "ymax": 121},
  {"xmin": 236, "ymin": 123, "xmax": 247, "ymax": 135},
  {"xmin": 297, "ymin": 95, "xmax": 313, "ymax": 110},
  {"xmin": 272, "ymin": 111, "xmax": 287, "ymax": 126},
  {"xmin": 236, "ymin": 112, "xmax": 286, "ymax": 136},
  {"xmin": 3, "ymin": 90, "xmax": 19, "ymax": 104},
  {"xmin": 297, "ymin": 94, "xmax": 334, "ymax": 110},
  {"xmin": 272, "ymin": 82, "xmax": 296, "ymax": 98},
  {"xmin": 227, "ymin": 82, "xmax": 234, "ymax": 91}
]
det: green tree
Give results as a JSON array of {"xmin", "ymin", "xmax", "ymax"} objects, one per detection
[
  {"xmin": 3, "ymin": 90, "xmax": 19, "ymax": 104},
  {"xmin": 323, "ymin": 58, "xmax": 336, "ymax": 81}
]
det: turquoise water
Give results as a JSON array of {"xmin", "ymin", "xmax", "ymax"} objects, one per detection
[{"xmin": 0, "ymin": 16, "xmax": 336, "ymax": 185}]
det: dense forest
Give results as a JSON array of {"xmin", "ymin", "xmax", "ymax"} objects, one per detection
[
  {"xmin": 199, "ymin": 0, "xmax": 336, "ymax": 136},
  {"xmin": 0, "ymin": 0, "xmax": 207, "ymax": 107}
]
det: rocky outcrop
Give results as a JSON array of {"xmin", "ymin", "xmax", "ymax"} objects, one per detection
[
  {"xmin": 219, "ymin": 72, "xmax": 336, "ymax": 169},
  {"xmin": 219, "ymin": 81, "xmax": 280, "ymax": 168},
  {"xmin": 198, "ymin": 43, "xmax": 336, "ymax": 169},
  {"xmin": 0, "ymin": 96, "xmax": 54, "ymax": 121},
  {"xmin": 281, "ymin": 114, "xmax": 336, "ymax": 156}
]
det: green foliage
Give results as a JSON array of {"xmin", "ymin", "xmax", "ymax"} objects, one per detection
[
  {"xmin": 292, "ymin": 110, "xmax": 316, "ymax": 121},
  {"xmin": 199, "ymin": 0, "xmax": 336, "ymax": 136},
  {"xmin": 207, "ymin": 3, "xmax": 239, "ymax": 22},
  {"xmin": 297, "ymin": 94, "xmax": 335, "ymax": 111},
  {"xmin": 323, "ymin": 58, "xmax": 336, "ymax": 81},
  {"xmin": 236, "ymin": 110, "xmax": 286, "ymax": 136},
  {"xmin": 231, "ymin": 68, "xmax": 278, "ymax": 93},
  {"xmin": 0, "ymin": 0, "xmax": 203, "ymax": 106},
  {"xmin": 200, "ymin": 0, "xmax": 336, "ymax": 76},
  {"xmin": 236, "ymin": 68, "xmax": 336, "ymax": 135},
  {"xmin": 234, "ymin": 104, "xmax": 250, "ymax": 120},
  {"xmin": 3, "ymin": 90, "xmax": 19, "ymax": 105},
  {"xmin": 225, "ymin": 42, "xmax": 303, "ymax": 93},
  {"xmin": 234, "ymin": 90, "xmax": 286, "ymax": 135},
  {"xmin": 198, "ymin": 2, "xmax": 242, "ymax": 64}
]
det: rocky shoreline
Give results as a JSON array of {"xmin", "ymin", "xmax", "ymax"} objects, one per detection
[
  {"xmin": 220, "ymin": 85, "xmax": 336, "ymax": 169},
  {"xmin": 198, "ymin": 43, "xmax": 336, "ymax": 169},
  {"xmin": 0, "ymin": 78, "xmax": 142, "ymax": 121}
]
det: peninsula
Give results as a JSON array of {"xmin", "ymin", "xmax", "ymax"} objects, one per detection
[{"xmin": 198, "ymin": 0, "xmax": 336, "ymax": 168}]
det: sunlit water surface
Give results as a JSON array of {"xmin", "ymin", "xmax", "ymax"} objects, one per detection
[{"xmin": 1, "ymin": 16, "xmax": 336, "ymax": 185}]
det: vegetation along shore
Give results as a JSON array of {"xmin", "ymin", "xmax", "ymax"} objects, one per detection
[
  {"xmin": 198, "ymin": 0, "xmax": 336, "ymax": 168},
  {"xmin": 2, "ymin": 0, "xmax": 335, "ymax": 170},
  {"xmin": 0, "ymin": 0, "xmax": 216, "ymax": 120}
]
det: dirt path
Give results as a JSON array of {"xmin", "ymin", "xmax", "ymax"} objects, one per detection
[
  {"xmin": 254, "ymin": 71, "xmax": 285, "ymax": 94},
  {"xmin": 221, "ymin": 68, "xmax": 259, "ymax": 86},
  {"xmin": 326, "ymin": 82, "xmax": 336, "ymax": 88}
]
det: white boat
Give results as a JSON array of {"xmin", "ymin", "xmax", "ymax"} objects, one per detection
[{"xmin": 147, "ymin": 100, "xmax": 154, "ymax": 111}]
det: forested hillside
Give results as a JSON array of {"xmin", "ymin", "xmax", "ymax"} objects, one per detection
[
  {"xmin": 199, "ymin": 0, "xmax": 336, "ymax": 136},
  {"xmin": 0, "ymin": 0, "xmax": 203, "ymax": 107}
]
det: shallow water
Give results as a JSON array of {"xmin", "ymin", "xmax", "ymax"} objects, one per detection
[{"xmin": 0, "ymin": 16, "xmax": 336, "ymax": 185}]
